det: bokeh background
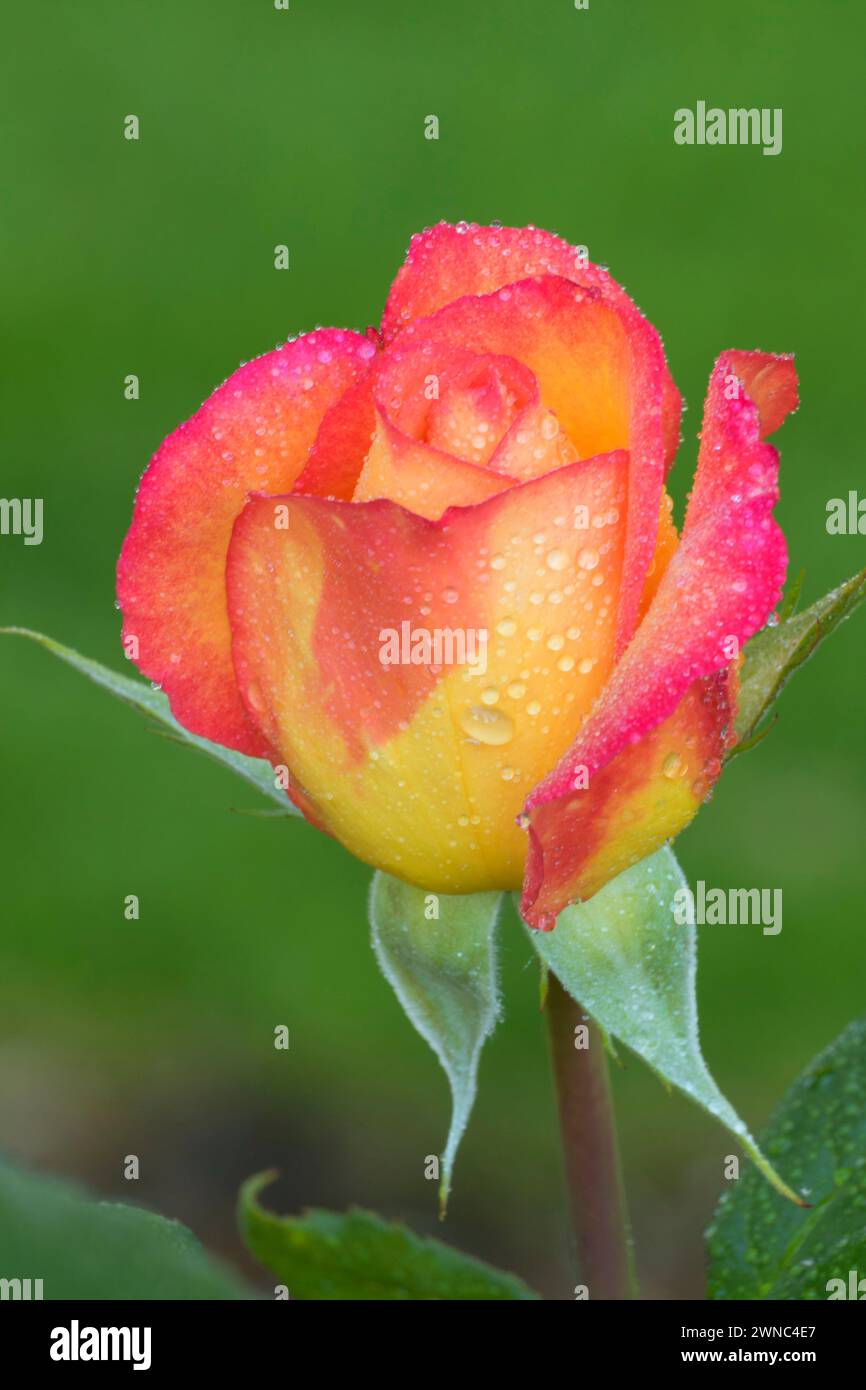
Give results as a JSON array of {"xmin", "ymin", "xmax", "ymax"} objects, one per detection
[{"xmin": 1, "ymin": 0, "xmax": 864, "ymax": 1299}]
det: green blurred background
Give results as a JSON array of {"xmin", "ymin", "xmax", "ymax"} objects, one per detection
[{"xmin": 1, "ymin": 0, "xmax": 864, "ymax": 1299}]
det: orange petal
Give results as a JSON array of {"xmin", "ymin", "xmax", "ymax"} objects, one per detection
[
  {"xmin": 722, "ymin": 350, "xmax": 798, "ymax": 438},
  {"xmin": 292, "ymin": 373, "xmax": 377, "ymax": 501},
  {"xmin": 116, "ymin": 330, "xmax": 376, "ymax": 753},
  {"xmin": 523, "ymin": 672, "xmax": 735, "ymax": 931},
  {"xmin": 520, "ymin": 352, "xmax": 798, "ymax": 928},
  {"xmin": 226, "ymin": 453, "xmax": 629, "ymax": 892},
  {"xmin": 637, "ymin": 490, "xmax": 679, "ymax": 621},
  {"xmin": 382, "ymin": 219, "xmax": 681, "ymax": 463},
  {"xmin": 353, "ymin": 408, "xmax": 515, "ymax": 519},
  {"xmin": 421, "ymin": 356, "xmax": 531, "ymax": 466},
  {"xmin": 387, "ymin": 272, "xmax": 679, "ymax": 658}
]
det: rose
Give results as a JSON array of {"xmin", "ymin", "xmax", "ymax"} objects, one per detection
[{"xmin": 117, "ymin": 222, "xmax": 797, "ymax": 929}]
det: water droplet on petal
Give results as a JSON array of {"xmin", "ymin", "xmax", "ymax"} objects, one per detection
[{"xmin": 459, "ymin": 704, "xmax": 515, "ymax": 746}]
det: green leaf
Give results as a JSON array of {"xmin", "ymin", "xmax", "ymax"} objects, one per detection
[
  {"xmin": 1, "ymin": 627, "xmax": 296, "ymax": 813},
  {"xmin": 369, "ymin": 872, "xmax": 501, "ymax": 1214},
  {"xmin": 239, "ymin": 1173, "xmax": 539, "ymax": 1300},
  {"xmin": 0, "ymin": 1156, "xmax": 254, "ymax": 1299},
  {"xmin": 523, "ymin": 848, "xmax": 802, "ymax": 1205},
  {"xmin": 707, "ymin": 1019, "xmax": 866, "ymax": 1299},
  {"xmin": 732, "ymin": 566, "xmax": 866, "ymax": 750}
]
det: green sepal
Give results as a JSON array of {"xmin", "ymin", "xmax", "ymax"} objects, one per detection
[
  {"xmin": 369, "ymin": 872, "xmax": 501, "ymax": 1214},
  {"xmin": 522, "ymin": 848, "xmax": 802, "ymax": 1205},
  {"xmin": 731, "ymin": 566, "xmax": 866, "ymax": 754}
]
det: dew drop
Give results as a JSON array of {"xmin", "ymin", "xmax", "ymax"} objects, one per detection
[{"xmin": 459, "ymin": 704, "xmax": 515, "ymax": 746}]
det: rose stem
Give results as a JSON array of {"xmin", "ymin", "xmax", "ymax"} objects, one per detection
[{"xmin": 545, "ymin": 972, "xmax": 637, "ymax": 1300}]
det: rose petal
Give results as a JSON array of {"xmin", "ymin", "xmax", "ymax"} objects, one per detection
[
  {"xmin": 489, "ymin": 397, "xmax": 578, "ymax": 482},
  {"xmin": 520, "ymin": 351, "xmax": 798, "ymax": 928},
  {"xmin": 721, "ymin": 350, "xmax": 799, "ymax": 439},
  {"xmin": 523, "ymin": 671, "xmax": 736, "ymax": 930},
  {"xmin": 389, "ymin": 269, "xmax": 680, "ymax": 656},
  {"xmin": 353, "ymin": 407, "xmax": 515, "ymax": 518},
  {"xmin": 383, "ymin": 221, "xmax": 682, "ymax": 567},
  {"xmin": 395, "ymin": 278, "xmax": 629, "ymax": 453},
  {"xmin": 686, "ymin": 351, "xmax": 798, "ymax": 530},
  {"xmin": 117, "ymin": 330, "xmax": 375, "ymax": 753},
  {"xmin": 292, "ymin": 373, "xmax": 377, "ymax": 501},
  {"xmin": 226, "ymin": 453, "xmax": 629, "ymax": 891},
  {"xmin": 637, "ymin": 491, "xmax": 679, "ymax": 622},
  {"xmin": 385, "ymin": 346, "xmax": 535, "ymax": 466}
]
